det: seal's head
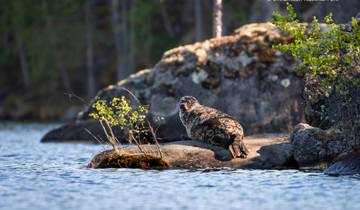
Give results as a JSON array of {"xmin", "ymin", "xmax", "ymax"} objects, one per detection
[{"xmin": 179, "ymin": 96, "xmax": 199, "ymax": 112}]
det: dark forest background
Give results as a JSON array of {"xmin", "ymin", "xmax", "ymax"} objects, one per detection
[{"xmin": 0, "ymin": 0, "xmax": 358, "ymax": 121}]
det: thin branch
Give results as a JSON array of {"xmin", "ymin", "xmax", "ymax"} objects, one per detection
[
  {"xmin": 129, "ymin": 130, "xmax": 147, "ymax": 154},
  {"xmin": 116, "ymin": 86, "xmax": 164, "ymax": 157},
  {"xmin": 85, "ymin": 128, "xmax": 105, "ymax": 144},
  {"xmin": 64, "ymin": 92, "xmax": 92, "ymax": 107},
  {"xmin": 147, "ymin": 120, "xmax": 163, "ymax": 158}
]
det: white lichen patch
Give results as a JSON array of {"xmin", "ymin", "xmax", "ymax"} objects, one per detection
[
  {"xmin": 281, "ymin": 78, "xmax": 291, "ymax": 88},
  {"xmin": 153, "ymin": 116, "xmax": 166, "ymax": 125},
  {"xmin": 191, "ymin": 69, "xmax": 208, "ymax": 84},
  {"xmin": 238, "ymin": 51, "xmax": 253, "ymax": 67},
  {"xmin": 270, "ymin": 75, "xmax": 279, "ymax": 81}
]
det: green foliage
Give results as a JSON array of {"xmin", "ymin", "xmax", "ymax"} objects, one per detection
[
  {"xmin": 89, "ymin": 94, "xmax": 163, "ymax": 158},
  {"xmin": 0, "ymin": 0, "xmax": 85, "ymax": 88},
  {"xmin": 271, "ymin": 3, "xmax": 360, "ymax": 94},
  {"xmin": 89, "ymin": 96, "xmax": 148, "ymax": 134}
]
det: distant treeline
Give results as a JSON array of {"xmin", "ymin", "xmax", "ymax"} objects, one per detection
[
  {"xmin": 0, "ymin": 0, "xmax": 251, "ymax": 98},
  {"xmin": 0, "ymin": 0, "xmax": 357, "ymax": 120}
]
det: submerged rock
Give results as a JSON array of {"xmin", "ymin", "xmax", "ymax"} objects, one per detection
[
  {"xmin": 88, "ymin": 134, "xmax": 295, "ymax": 169},
  {"xmin": 41, "ymin": 120, "xmax": 161, "ymax": 144},
  {"xmin": 324, "ymin": 153, "xmax": 360, "ymax": 176},
  {"xmin": 43, "ymin": 23, "xmax": 304, "ymax": 143},
  {"xmin": 42, "ymin": 120, "xmax": 106, "ymax": 143}
]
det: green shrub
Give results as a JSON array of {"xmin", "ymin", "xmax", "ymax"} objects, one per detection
[
  {"xmin": 89, "ymin": 96, "xmax": 148, "ymax": 151},
  {"xmin": 271, "ymin": 3, "xmax": 359, "ymax": 94}
]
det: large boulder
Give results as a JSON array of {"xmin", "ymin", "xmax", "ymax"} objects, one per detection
[
  {"xmin": 290, "ymin": 123, "xmax": 348, "ymax": 168},
  {"xmin": 42, "ymin": 23, "xmax": 304, "ymax": 143}
]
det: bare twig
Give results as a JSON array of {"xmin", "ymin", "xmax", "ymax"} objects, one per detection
[
  {"xmin": 147, "ymin": 120, "xmax": 163, "ymax": 158},
  {"xmin": 128, "ymin": 130, "xmax": 147, "ymax": 154},
  {"xmin": 64, "ymin": 92, "xmax": 92, "ymax": 107},
  {"xmin": 99, "ymin": 120, "xmax": 120, "ymax": 153},
  {"xmin": 117, "ymin": 87, "xmax": 141, "ymax": 104},
  {"xmin": 117, "ymin": 86, "xmax": 164, "ymax": 158},
  {"xmin": 84, "ymin": 128, "xmax": 105, "ymax": 144},
  {"xmin": 66, "ymin": 88, "xmax": 164, "ymax": 158}
]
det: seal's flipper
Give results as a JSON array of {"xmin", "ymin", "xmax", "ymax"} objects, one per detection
[{"xmin": 229, "ymin": 139, "xmax": 248, "ymax": 158}]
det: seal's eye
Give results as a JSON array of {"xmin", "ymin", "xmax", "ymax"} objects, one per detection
[
  {"xmin": 180, "ymin": 98, "xmax": 188, "ymax": 104},
  {"xmin": 180, "ymin": 103, "xmax": 187, "ymax": 111}
]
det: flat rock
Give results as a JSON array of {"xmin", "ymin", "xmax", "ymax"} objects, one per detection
[{"xmin": 89, "ymin": 134, "xmax": 296, "ymax": 169}]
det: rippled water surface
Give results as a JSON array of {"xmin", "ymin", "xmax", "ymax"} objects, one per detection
[{"xmin": 0, "ymin": 123, "xmax": 359, "ymax": 210}]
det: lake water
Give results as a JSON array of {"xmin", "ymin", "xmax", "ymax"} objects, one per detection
[{"xmin": 0, "ymin": 123, "xmax": 359, "ymax": 210}]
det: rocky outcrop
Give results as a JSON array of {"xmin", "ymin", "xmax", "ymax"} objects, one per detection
[
  {"xmin": 290, "ymin": 16, "xmax": 360, "ymax": 170},
  {"xmin": 42, "ymin": 23, "xmax": 304, "ymax": 143},
  {"xmin": 290, "ymin": 84, "xmax": 360, "ymax": 169},
  {"xmin": 89, "ymin": 134, "xmax": 296, "ymax": 169},
  {"xmin": 290, "ymin": 123, "xmax": 348, "ymax": 168}
]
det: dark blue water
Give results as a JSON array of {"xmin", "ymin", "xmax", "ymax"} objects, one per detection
[{"xmin": 0, "ymin": 123, "xmax": 359, "ymax": 210}]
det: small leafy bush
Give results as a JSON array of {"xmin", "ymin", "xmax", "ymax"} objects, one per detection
[
  {"xmin": 271, "ymin": 3, "xmax": 359, "ymax": 94},
  {"xmin": 89, "ymin": 96, "xmax": 149, "ymax": 151}
]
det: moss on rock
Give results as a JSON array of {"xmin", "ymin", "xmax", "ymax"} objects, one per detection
[{"xmin": 88, "ymin": 150, "xmax": 170, "ymax": 170}]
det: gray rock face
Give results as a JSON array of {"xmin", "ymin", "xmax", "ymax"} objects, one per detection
[
  {"xmin": 42, "ymin": 23, "xmax": 304, "ymax": 143},
  {"xmin": 290, "ymin": 123, "xmax": 348, "ymax": 167},
  {"xmin": 292, "ymin": 83, "xmax": 360, "ymax": 168}
]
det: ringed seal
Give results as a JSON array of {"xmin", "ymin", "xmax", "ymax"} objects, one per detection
[{"xmin": 179, "ymin": 96, "xmax": 249, "ymax": 158}]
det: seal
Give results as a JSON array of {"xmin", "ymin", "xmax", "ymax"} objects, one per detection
[{"xmin": 178, "ymin": 96, "xmax": 249, "ymax": 158}]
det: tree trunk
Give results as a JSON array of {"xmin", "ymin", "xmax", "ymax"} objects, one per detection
[
  {"xmin": 213, "ymin": 0, "xmax": 222, "ymax": 38},
  {"xmin": 43, "ymin": 0, "xmax": 72, "ymax": 93},
  {"xmin": 195, "ymin": 0, "xmax": 203, "ymax": 42},
  {"xmin": 110, "ymin": 0, "xmax": 131, "ymax": 80},
  {"xmin": 12, "ymin": 1, "xmax": 31, "ymax": 88},
  {"xmin": 128, "ymin": 0, "xmax": 135, "ymax": 73},
  {"xmin": 54, "ymin": 41, "xmax": 72, "ymax": 93},
  {"xmin": 110, "ymin": 0, "xmax": 123, "ymax": 80},
  {"xmin": 85, "ymin": 0, "xmax": 96, "ymax": 97},
  {"xmin": 121, "ymin": 0, "xmax": 131, "ymax": 78},
  {"xmin": 160, "ymin": 2, "xmax": 175, "ymax": 38},
  {"xmin": 16, "ymin": 28, "xmax": 31, "ymax": 88}
]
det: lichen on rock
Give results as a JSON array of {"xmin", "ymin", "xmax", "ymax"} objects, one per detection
[{"xmin": 89, "ymin": 150, "xmax": 170, "ymax": 170}]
